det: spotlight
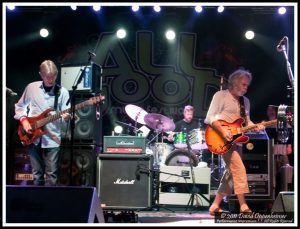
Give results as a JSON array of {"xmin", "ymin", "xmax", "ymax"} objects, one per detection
[
  {"xmin": 70, "ymin": 5, "xmax": 77, "ymax": 11},
  {"xmin": 195, "ymin": 5, "xmax": 203, "ymax": 13},
  {"xmin": 245, "ymin": 30, "xmax": 255, "ymax": 40},
  {"xmin": 93, "ymin": 5, "xmax": 101, "ymax": 12},
  {"xmin": 165, "ymin": 30, "xmax": 176, "ymax": 40},
  {"xmin": 116, "ymin": 29, "xmax": 126, "ymax": 39},
  {"xmin": 217, "ymin": 6, "xmax": 224, "ymax": 13},
  {"xmin": 6, "ymin": 4, "xmax": 15, "ymax": 10},
  {"xmin": 153, "ymin": 5, "xmax": 161, "ymax": 12},
  {"xmin": 132, "ymin": 5, "xmax": 139, "ymax": 12},
  {"xmin": 278, "ymin": 7, "xmax": 286, "ymax": 15},
  {"xmin": 114, "ymin": 125, "xmax": 123, "ymax": 135},
  {"xmin": 40, "ymin": 28, "xmax": 49, "ymax": 38}
]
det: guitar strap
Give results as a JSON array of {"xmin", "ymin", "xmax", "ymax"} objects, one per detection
[
  {"xmin": 53, "ymin": 84, "xmax": 61, "ymax": 111},
  {"xmin": 239, "ymin": 96, "xmax": 247, "ymax": 127}
]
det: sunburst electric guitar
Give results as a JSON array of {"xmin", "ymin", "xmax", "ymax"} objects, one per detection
[
  {"xmin": 18, "ymin": 95, "xmax": 105, "ymax": 145},
  {"xmin": 205, "ymin": 118, "xmax": 277, "ymax": 155}
]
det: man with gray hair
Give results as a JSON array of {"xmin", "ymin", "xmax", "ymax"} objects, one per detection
[{"xmin": 205, "ymin": 69, "xmax": 265, "ymax": 215}]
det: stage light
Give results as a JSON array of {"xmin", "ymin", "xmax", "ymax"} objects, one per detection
[
  {"xmin": 245, "ymin": 30, "xmax": 255, "ymax": 40},
  {"xmin": 217, "ymin": 6, "xmax": 224, "ymax": 13},
  {"xmin": 165, "ymin": 30, "xmax": 176, "ymax": 40},
  {"xmin": 70, "ymin": 5, "xmax": 77, "ymax": 11},
  {"xmin": 6, "ymin": 4, "xmax": 15, "ymax": 10},
  {"xmin": 40, "ymin": 28, "xmax": 49, "ymax": 38},
  {"xmin": 195, "ymin": 5, "xmax": 203, "ymax": 13},
  {"xmin": 93, "ymin": 5, "xmax": 101, "ymax": 12},
  {"xmin": 114, "ymin": 125, "xmax": 123, "ymax": 135},
  {"xmin": 153, "ymin": 5, "xmax": 161, "ymax": 12},
  {"xmin": 116, "ymin": 29, "xmax": 126, "ymax": 39},
  {"xmin": 278, "ymin": 7, "xmax": 286, "ymax": 15},
  {"xmin": 132, "ymin": 5, "xmax": 139, "ymax": 12}
]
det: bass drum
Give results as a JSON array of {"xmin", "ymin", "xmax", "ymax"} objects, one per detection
[{"xmin": 164, "ymin": 149, "xmax": 199, "ymax": 167}]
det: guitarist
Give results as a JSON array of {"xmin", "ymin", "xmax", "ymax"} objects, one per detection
[
  {"xmin": 204, "ymin": 69, "xmax": 265, "ymax": 215},
  {"xmin": 14, "ymin": 60, "xmax": 71, "ymax": 186}
]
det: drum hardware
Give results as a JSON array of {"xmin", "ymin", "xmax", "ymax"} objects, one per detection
[{"xmin": 125, "ymin": 104, "xmax": 148, "ymax": 136}]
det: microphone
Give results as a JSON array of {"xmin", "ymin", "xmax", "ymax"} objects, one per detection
[
  {"xmin": 135, "ymin": 165, "xmax": 140, "ymax": 180},
  {"xmin": 276, "ymin": 36, "xmax": 288, "ymax": 52},
  {"xmin": 88, "ymin": 51, "xmax": 96, "ymax": 58}
]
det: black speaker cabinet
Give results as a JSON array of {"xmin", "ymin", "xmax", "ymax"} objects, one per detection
[
  {"xmin": 6, "ymin": 185, "xmax": 104, "ymax": 223},
  {"xmin": 58, "ymin": 145, "xmax": 100, "ymax": 186},
  {"xmin": 61, "ymin": 93, "xmax": 103, "ymax": 146},
  {"xmin": 272, "ymin": 191, "xmax": 294, "ymax": 213},
  {"xmin": 96, "ymin": 154, "xmax": 153, "ymax": 210}
]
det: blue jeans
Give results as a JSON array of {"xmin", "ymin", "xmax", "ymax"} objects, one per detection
[{"xmin": 28, "ymin": 144, "xmax": 60, "ymax": 186}]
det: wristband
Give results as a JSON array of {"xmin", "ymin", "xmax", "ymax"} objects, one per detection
[{"xmin": 20, "ymin": 117, "xmax": 27, "ymax": 124}]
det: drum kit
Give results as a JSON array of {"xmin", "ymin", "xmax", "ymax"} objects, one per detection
[{"xmin": 124, "ymin": 104, "xmax": 209, "ymax": 167}]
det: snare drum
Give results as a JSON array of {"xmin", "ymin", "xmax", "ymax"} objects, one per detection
[
  {"xmin": 189, "ymin": 128, "xmax": 208, "ymax": 150},
  {"xmin": 174, "ymin": 132, "xmax": 187, "ymax": 148}
]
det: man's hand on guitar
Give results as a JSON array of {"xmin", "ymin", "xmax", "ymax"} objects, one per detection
[
  {"xmin": 61, "ymin": 113, "xmax": 71, "ymax": 121},
  {"xmin": 20, "ymin": 117, "xmax": 32, "ymax": 134},
  {"xmin": 222, "ymin": 129, "xmax": 233, "ymax": 142},
  {"xmin": 253, "ymin": 123, "xmax": 265, "ymax": 133}
]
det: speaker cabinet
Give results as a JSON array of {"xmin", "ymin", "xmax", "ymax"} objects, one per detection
[
  {"xmin": 159, "ymin": 166, "xmax": 211, "ymax": 206},
  {"xmin": 6, "ymin": 185, "xmax": 104, "ymax": 223},
  {"xmin": 58, "ymin": 145, "xmax": 100, "ymax": 186},
  {"xmin": 96, "ymin": 154, "xmax": 153, "ymax": 210},
  {"xmin": 271, "ymin": 191, "xmax": 294, "ymax": 213},
  {"xmin": 60, "ymin": 62, "xmax": 102, "ymax": 93},
  {"xmin": 61, "ymin": 93, "xmax": 102, "ymax": 146}
]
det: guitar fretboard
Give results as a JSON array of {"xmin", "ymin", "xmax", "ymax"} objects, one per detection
[
  {"xmin": 35, "ymin": 100, "xmax": 90, "ymax": 129},
  {"xmin": 241, "ymin": 119, "xmax": 277, "ymax": 133}
]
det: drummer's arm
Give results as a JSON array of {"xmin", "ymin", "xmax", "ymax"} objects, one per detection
[{"xmin": 167, "ymin": 132, "xmax": 175, "ymax": 142}]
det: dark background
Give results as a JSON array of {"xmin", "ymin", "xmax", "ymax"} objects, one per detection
[{"xmin": 5, "ymin": 5, "xmax": 295, "ymax": 133}]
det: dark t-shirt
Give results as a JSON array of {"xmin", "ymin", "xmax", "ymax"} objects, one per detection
[{"xmin": 174, "ymin": 119, "xmax": 199, "ymax": 133}]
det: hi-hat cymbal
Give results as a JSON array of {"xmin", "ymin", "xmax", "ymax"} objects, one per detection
[
  {"xmin": 144, "ymin": 113, "xmax": 175, "ymax": 132},
  {"xmin": 125, "ymin": 104, "xmax": 148, "ymax": 124}
]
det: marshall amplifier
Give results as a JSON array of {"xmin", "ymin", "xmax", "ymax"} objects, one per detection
[
  {"xmin": 96, "ymin": 154, "xmax": 153, "ymax": 209},
  {"xmin": 103, "ymin": 136, "xmax": 146, "ymax": 154}
]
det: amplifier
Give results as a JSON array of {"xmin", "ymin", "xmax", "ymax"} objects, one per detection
[
  {"xmin": 159, "ymin": 166, "xmax": 211, "ymax": 206},
  {"xmin": 96, "ymin": 154, "xmax": 153, "ymax": 209},
  {"xmin": 103, "ymin": 136, "xmax": 146, "ymax": 154}
]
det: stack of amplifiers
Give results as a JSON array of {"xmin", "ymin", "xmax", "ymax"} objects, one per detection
[
  {"xmin": 231, "ymin": 136, "xmax": 275, "ymax": 200},
  {"xmin": 96, "ymin": 154, "xmax": 153, "ymax": 210},
  {"xmin": 103, "ymin": 136, "xmax": 146, "ymax": 154},
  {"xmin": 159, "ymin": 166, "xmax": 211, "ymax": 206}
]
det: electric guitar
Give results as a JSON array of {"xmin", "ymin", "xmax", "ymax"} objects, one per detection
[
  {"xmin": 18, "ymin": 95, "xmax": 105, "ymax": 145},
  {"xmin": 205, "ymin": 118, "xmax": 277, "ymax": 155}
]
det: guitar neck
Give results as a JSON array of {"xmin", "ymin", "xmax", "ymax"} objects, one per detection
[
  {"xmin": 240, "ymin": 119, "xmax": 277, "ymax": 133},
  {"xmin": 36, "ymin": 101, "xmax": 90, "ymax": 128}
]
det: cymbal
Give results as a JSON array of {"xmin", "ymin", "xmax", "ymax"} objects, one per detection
[
  {"xmin": 144, "ymin": 113, "xmax": 175, "ymax": 132},
  {"xmin": 125, "ymin": 104, "xmax": 148, "ymax": 124}
]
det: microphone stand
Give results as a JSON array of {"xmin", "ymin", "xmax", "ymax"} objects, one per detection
[
  {"xmin": 278, "ymin": 39, "xmax": 294, "ymax": 101},
  {"xmin": 66, "ymin": 52, "xmax": 94, "ymax": 186},
  {"xmin": 185, "ymin": 130, "xmax": 210, "ymax": 213}
]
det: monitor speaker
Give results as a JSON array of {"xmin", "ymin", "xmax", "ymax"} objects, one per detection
[
  {"xmin": 271, "ymin": 191, "xmax": 294, "ymax": 213},
  {"xmin": 6, "ymin": 185, "xmax": 104, "ymax": 223},
  {"xmin": 96, "ymin": 154, "xmax": 153, "ymax": 209}
]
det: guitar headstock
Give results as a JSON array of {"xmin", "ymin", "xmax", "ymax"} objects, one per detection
[{"xmin": 88, "ymin": 95, "xmax": 105, "ymax": 105}]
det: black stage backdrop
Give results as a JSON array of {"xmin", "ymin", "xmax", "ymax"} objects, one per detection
[{"xmin": 5, "ymin": 4, "xmax": 295, "ymax": 138}]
